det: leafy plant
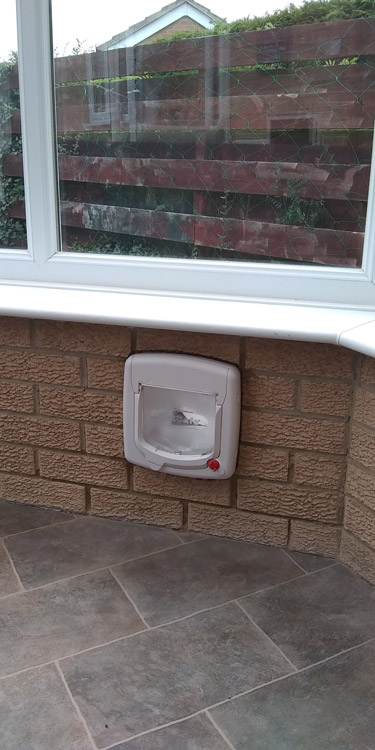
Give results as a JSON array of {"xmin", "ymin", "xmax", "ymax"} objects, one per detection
[{"xmin": 269, "ymin": 176, "xmax": 324, "ymax": 228}]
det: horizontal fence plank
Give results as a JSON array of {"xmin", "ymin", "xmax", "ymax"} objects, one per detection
[
  {"xmin": 5, "ymin": 62, "xmax": 375, "ymax": 102},
  {"xmin": 7, "ymin": 90, "xmax": 375, "ymax": 134},
  {"xmin": 5, "ymin": 17, "xmax": 375, "ymax": 87},
  {"xmin": 4, "ymin": 154, "xmax": 370, "ymax": 200},
  {"xmin": 10, "ymin": 200, "xmax": 363, "ymax": 265},
  {"xmin": 43, "ymin": 63, "xmax": 375, "ymax": 102}
]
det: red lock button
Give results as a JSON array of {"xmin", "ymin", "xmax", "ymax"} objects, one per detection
[{"xmin": 208, "ymin": 459, "xmax": 220, "ymax": 472}]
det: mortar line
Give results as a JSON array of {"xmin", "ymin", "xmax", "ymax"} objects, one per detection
[
  {"xmin": 235, "ymin": 599, "xmax": 298, "ymax": 672},
  {"xmin": 54, "ymin": 661, "xmax": 97, "ymax": 750},
  {"xmin": 109, "ymin": 568, "xmax": 150, "ymax": 629},
  {"xmin": 97, "ymin": 635, "xmax": 375, "ymax": 750}
]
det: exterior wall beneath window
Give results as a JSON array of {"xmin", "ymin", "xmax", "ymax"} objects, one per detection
[
  {"xmin": 341, "ymin": 355, "xmax": 375, "ymax": 583},
  {"xmin": 1, "ymin": 315, "xmax": 374, "ymax": 581}
]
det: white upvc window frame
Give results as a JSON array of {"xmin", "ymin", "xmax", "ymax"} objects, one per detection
[{"xmin": 1, "ymin": 0, "xmax": 375, "ymax": 356}]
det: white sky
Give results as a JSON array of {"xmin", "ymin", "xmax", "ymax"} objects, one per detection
[{"xmin": 1, "ymin": 0, "xmax": 300, "ymax": 59}]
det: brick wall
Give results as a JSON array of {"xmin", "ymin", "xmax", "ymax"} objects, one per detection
[
  {"xmin": 1, "ymin": 315, "xmax": 368, "ymax": 570},
  {"xmin": 341, "ymin": 356, "xmax": 375, "ymax": 583},
  {"xmin": 145, "ymin": 18, "xmax": 206, "ymax": 43}
]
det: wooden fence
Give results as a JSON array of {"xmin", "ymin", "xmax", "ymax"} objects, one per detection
[{"xmin": 2, "ymin": 16, "xmax": 375, "ymax": 265}]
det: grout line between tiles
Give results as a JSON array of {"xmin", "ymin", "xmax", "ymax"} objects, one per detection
[
  {"xmin": 54, "ymin": 661, "xmax": 97, "ymax": 750},
  {"xmin": 1, "ymin": 516, "xmax": 77, "ymax": 541},
  {"xmin": 234, "ymin": 562, "xmax": 341, "ymax": 604},
  {"xmin": 109, "ymin": 568, "xmax": 151, "ymax": 629},
  {"xmin": 205, "ymin": 711, "xmax": 237, "ymax": 750},
  {"xmin": 0, "ymin": 539, "xmax": 25, "ymax": 593},
  {"xmin": 281, "ymin": 547, "xmax": 337, "ymax": 573},
  {"xmin": 0, "ymin": 623, "xmax": 374, "ymax": 750},
  {"xmin": 235, "ymin": 600, "xmax": 298, "ymax": 672},
  {"xmin": 96, "ymin": 634, "xmax": 375, "ymax": 750},
  {"xmin": 0, "ymin": 541, "xmax": 186, "ymax": 602},
  {"xmin": 279, "ymin": 547, "xmax": 310, "ymax": 572}
]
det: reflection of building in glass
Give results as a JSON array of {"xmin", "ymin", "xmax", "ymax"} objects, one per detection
[{"xmin": 97, "ymin": 0, "xmax": 222, "ymax": 49}]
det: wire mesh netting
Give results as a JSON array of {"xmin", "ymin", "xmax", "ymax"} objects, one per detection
[{"xmin": 2, "ymin": 15, "xmax": 375, "ymax": 265}]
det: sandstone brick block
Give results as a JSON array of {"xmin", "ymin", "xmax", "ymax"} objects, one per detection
[
  {"xmin": 345, "ymin": 461, "xmax": 375, "ymax": 511},
  {"xmin": 241, "ymin": 411, "xmax": 346, "ymax": 453},
  {"xmin": 188, "ymin": 504, "xmax": 288, "ymax": 546},
  {"xmin": 293, "ymin": 453, "xmax": 344, "ymax": 489},
  {"xmin": 245, "ymin": 339, "xmax": 353, "ymax": 378},
  {"xmin": 0, "ymin": 414, "xmax": 80, "ymax": 450},
  {"xmin": 85, "ymin": 424, "xmax": 124, "ymax": 458},
  {"xmin": 36, "ymin": 320, "xmax": 131, "ymax": 357},
  {"xmin": 133, "ymin": 466, "xmax": 231, "ymax": 505},
  {"xmin": 353, "ymin": 387, "xmax": 375, "ymax": 430},
  {"xmin": 90, "ymin": 488, "xmax": 183, "ymax": 527},
  {"xmin": 0, "ymin": 317, "xmax": 30, "ymax": 347},
  {"xmin": 350, "ymin": 425, "xmax": 375, "ymax": 469},
  {"xmin": 136, "ymin": 328, "xmax": 240, "ymax": 364},
  {"xmin": 0, "ymin": 472, "xmax": 85, "ymax": 512},
  {"xmin": 237, "ymin": 445, "xmax": 289, "ymax": 481},
  {"xmin": 340, "ymin": 530, "xmax": 375, "ymax": 585},
  {"xmin": 301, "ymin": 381, "xmax": 352, "ymax": 417},
  {"xmin": 87, "ymin": 358, "xmax": 125, "ymax": 391},
  {"xmin": 39, "ymin": 450, "xmax": 128, "ymax": 490},
  {"xmin": 344, "ymin": 499, "xmax": 375, "ymax": 550},
  {"xmin": 361, "ymin": 356, "xmax": 375, "ymax": 386},
  {"xmin": 39, "ymin": 387, "xmax": 123, "ymax": 426},
  {"xmin": 0, "ymin": 350, "xmax": 81, "ymax": 386},
  {"xmin": 289, "ymin": 519, "xmax": 341, "ymax": 557},
  {"xmin": 237, "ymin": 479, "xmax": 339, "ymax": 522},
  {"xmin": 0, "ymin": 382, "xmax": 34, "ymax": 413},
  {"xmin": 243, "ymin": 375, "xmax": 296, "ymax": 409},
  {"xmin": 0, "ymin": 443, "xmax": 35, "ymax": 475}
]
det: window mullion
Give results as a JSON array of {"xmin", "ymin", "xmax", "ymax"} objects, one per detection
[{"xmin": 16, "ymin": 0, "xmax": 59, "ymax": 264}]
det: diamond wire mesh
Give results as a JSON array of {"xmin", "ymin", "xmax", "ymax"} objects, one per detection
[{"xmin": 1, "ymin": 17, "xmax": 375, "ymax": 266}]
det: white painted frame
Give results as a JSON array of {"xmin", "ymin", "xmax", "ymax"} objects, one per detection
[
  {"xmin": 1, "ymin": 0, "xmax": 375, "ymax": 313},
  {"xmin": 106, "ymin": 2, "xmax": 216, "ymax": 49}
]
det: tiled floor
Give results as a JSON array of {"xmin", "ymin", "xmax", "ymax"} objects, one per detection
[{"xmin": 0, "ymin": 501, "xmax": 374, "ymax": 749}]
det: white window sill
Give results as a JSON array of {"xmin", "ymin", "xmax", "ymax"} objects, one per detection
[{"xmin": 1, "ymin": 282, "xmax": 375, "ymax": 358}]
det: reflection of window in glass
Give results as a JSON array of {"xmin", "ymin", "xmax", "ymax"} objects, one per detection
[
  {"xmin": 50, "ymin": 2, "xmax": 375, "ymax": 270},
  {"xmin": 0, "ymin": 0, "xmax": 27, "ymax": 250}
]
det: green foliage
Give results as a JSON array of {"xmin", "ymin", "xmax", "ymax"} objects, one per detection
[
  {"xmin": 0, "ymin": 56, "xmax": 27, "ymax": 248},
  {"xmin": 70, "ymin": 232, "xmax": 197, "ymax": 258},
  {"xmin": 269, "ymin": 177, "xmax": 324, "ymax": 228},
  {"xmin": 157, "ymin": 0, "xmax": 375, "ymax": 43}
]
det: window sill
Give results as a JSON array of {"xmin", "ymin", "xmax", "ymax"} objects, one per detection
[{"xmin": 1, "ymin": 282, "xmax": 375, "ymax": 358}]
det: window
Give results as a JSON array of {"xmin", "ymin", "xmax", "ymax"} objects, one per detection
[
  {"xmin": 0, "ymin": 0, "xmax": 27, "ymax": 253},
  {"xmin": 1, "ymin": 0, "xmax": 375, "ymax": 312}
]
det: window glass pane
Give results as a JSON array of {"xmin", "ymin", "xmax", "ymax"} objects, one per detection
[
  {"xmin": 51, "ymin": 1, "xmax": 375, "ymax": 268},
  {"xmin": 0, "ymin": 1, "xmax": 27, "ymax": 250}
]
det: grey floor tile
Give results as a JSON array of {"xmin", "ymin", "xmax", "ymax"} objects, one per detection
[
  {"xmin": 241, "ymin": 564, "xmax": 375, "ymax": 668},
  {"xmin": 114, "ymin": 715, "xmax": 230, "ymax": 750},
  {"xmin": 174, "ymin": 530, "xmax": 208, "ymax": 543},
  {"xmin": 0, "ymin": 499, "xmax": 73, "ymax": 537},
  {"xmin": 4, "ymin": 516, "xmax": 181, "ymax": 588},
  {"xmin": 286, "ymin": 549, "xmax": 336, "ymax": 572},
  {"xmin": 0, "ymin": 569, "xmax": 144, "ymax": 677},
  {"xmin": 211, "ymin": 640, "xmax": 375, "ymax": 750},
  {"xmin": 61, "ymin": 602, "xmax": 292, "ymax": 747},
  {"xmin": 112, "ymin": 537, "xmax": 302, "ymax": 625},
  {"xmin": 0, "ymin": 543, "xmax": 20, "ymax": 597},
  {"xmin": 0, "ymin": 664, "xmax": 93, "ymax": 750}
]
